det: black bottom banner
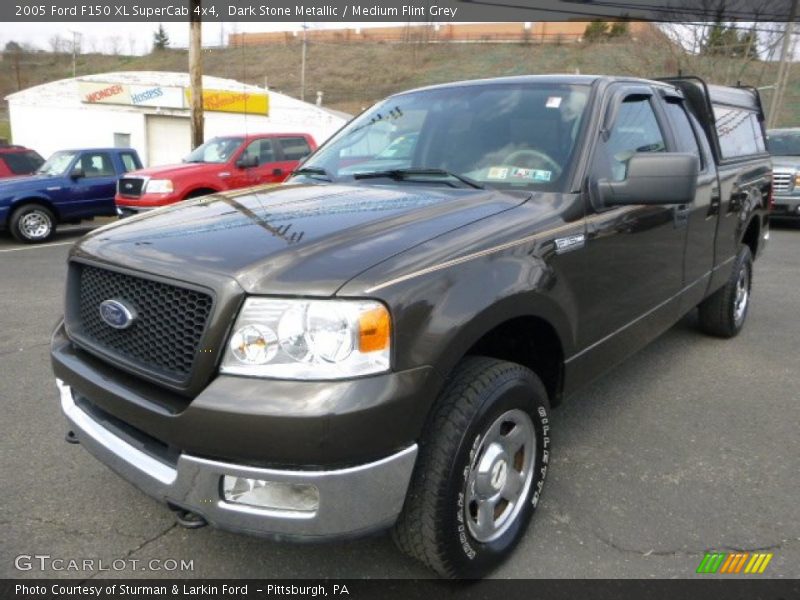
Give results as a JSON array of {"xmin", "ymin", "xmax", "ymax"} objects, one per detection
[{"xmin": 3, "ymin": 579, "xmax": 800, "ymax": 600}]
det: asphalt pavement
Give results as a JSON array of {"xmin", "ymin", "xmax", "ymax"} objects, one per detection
[{"xmin": 1, "ymin": 219, "xmax": 798, "ymax": 579}]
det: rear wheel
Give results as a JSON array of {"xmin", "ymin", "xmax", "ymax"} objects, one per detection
[
  {"xmin": 393, "ymin": 357, "xmax": 550, "ymax": 578},
  {"xmin": 698, "ymin": 245, "xmax": 752, "ymax": 338},
  {"xmin": 10, "ymin": 204, "xmax": 56, "ymax": 243}
]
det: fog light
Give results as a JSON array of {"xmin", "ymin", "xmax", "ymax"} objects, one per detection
[{"xmin": 222, "ymin": 476, "xmax": 319, "ymax": 512}]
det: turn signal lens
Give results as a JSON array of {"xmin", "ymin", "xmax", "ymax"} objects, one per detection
[{"xmin": 359, "ymin": 305, "xmax": 391, "ymax": 353}]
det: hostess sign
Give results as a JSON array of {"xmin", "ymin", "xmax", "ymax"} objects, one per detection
[
  {"xmin": 130, "ymin": 85, "xmax": 185, "ymax": 108},
  {"xmin": 78, "ymin": 81, "xmax": 269, "ymax": 115}
]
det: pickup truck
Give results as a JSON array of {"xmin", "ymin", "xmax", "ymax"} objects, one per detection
[
  {"xmin": 766, "ymin": 127, "xmax": 800, "ymax": 218},
  {"xmin": 51, "ymin": 75, "xmax": 770, "ymax": 578},
  {"xmin": 0, "ymin": 148, "xmax": 141, "ymax": 243},
  {"xmin": 115, "ymin": 133, "xmax": 316, "ymax": 216}
]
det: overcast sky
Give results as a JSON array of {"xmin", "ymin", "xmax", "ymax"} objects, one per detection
[{"xmin": 0, "ymin": 22, "xmax": 409, "ymax": 54}]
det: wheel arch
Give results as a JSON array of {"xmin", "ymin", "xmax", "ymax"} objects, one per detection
[
  {"xmin": 10, "ymin": 196, "xmax": 61, "ymax": 222},
  {"xmin": 427, "ymin": 295, "xmax": 572, "ymax": 409},
  {"xmin": 182, "ymin": 187, "xmax": 220, "ymax": 200},
  {"xmin": 741, "ymin": 214, "xmax": 761, "ymax": 259}
]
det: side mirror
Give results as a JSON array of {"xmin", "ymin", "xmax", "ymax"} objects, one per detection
[
  {"xmin": 70, "ymin": 167, "xmax": 85, "ymax": 180},
  {"xmin": 236, "ymin": 154, "xmax": 259, "ymax": 169},
  {"xmin": 595, "ymin": 153, "xmax": 699, "ymax": 206}
]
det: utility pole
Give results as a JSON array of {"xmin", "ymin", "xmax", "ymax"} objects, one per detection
[
  {"xmin": 189, "ymin": 1, "xmax": 204, "ymax": 149},
  {"xmin": 768, "ymin": 0, "xmax": 798, "ymax": 128},
  {"xmin": 300, "ymin": 22, "xmax": 308, "ymax": 102}
]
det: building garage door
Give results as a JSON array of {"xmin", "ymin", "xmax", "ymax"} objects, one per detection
[{"xmin": 145, "ymin": 115, "xmax": 191, "ymax": 166}]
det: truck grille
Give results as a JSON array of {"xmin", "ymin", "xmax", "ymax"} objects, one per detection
[
  {"xmin": 118, "ymin": 177, "xmax": 146, "ymax": 198},
  {"xmin": 73, "ymin": 265, "xmax": 214, "ymax": 384},
  {"xmin": 772, "ymin": 171, "xmax": 794, "ymax": 193}
]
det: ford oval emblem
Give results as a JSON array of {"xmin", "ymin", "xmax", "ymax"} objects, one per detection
[{"xmin": 99, "ymin": 299, "xmax": 136, "ymax": 329}]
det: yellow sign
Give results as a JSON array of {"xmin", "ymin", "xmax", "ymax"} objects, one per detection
[{"xmin": 185, "ymin": 88, "xmax": 269, "ymax": 116}]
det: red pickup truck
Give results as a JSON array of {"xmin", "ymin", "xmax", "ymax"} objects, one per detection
[{"xmin": 115, "ymin": 133, "xmax": 316, "ymax": 215}]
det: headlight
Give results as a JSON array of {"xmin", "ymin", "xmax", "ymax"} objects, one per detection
[
  {"xmin": 221, "ymin": 298, "xmax": 391, "ymax": 379},
  {"xmin": 145, "ymin": 179, "xmax": 174, "ymax": 194},
  {"xmin": 794, "ymin": 173, "xmax": 800, "ymax": 187}
]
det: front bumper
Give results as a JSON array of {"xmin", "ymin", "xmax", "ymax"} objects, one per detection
[
  {"xmin": 772, "ymin": 195, "xmax": 800, "ymax": 217},
  {"xmin": 58, "ymin": 378, "xmax": 417, "ymax": 540},
  {"xmin": 116, "ymin": 205, "xmax": 154, "ymax": 218}
]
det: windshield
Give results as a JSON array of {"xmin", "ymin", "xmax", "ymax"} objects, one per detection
[
  {"xmin": 296, "ymin": 82, "xmax": 590, "ymax": 190},
  {"xmin": 184, "ymin": 137, "xmax": 244, "ymax": 163},
  {"xmin": 767, "ymin": 131, "xmax": 800, "ymax": 156},
  {"xmin": 37, "ymin": 151, "xmax": 77, "ymax": 176}
]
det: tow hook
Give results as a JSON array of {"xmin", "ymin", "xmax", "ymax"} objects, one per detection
[
  {"xmin": 171, "ymin": 506, "xmax": 208, "ymax": 529},
  {"xmin": 65, "ymin": 430, "xmax": 79, "ymax": 444}
]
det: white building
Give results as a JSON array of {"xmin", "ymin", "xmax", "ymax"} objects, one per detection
[{"xmin": 6, "ymin": 71, "xmax": 348, "ymax": 167}]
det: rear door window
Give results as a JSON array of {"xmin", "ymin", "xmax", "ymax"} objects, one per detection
[
  {"xmin": 278, "ymin": 137, "xmax": 313, "ymax": 161},
  {"xmin": 663, "ymin": 99, "xmax": 704, "ymax": 169}
]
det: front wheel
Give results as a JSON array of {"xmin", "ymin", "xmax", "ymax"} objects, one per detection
[
  {"xmin": 10, "ymin": 204, "xmax": 56, "ymax": 243},
  {"xmin": 393, "ymin": 357, "xmax": 551, "ymax": 578},
  {"xmin": 698, "ymin": 245, "xmax": 752, "ymax": 338}
]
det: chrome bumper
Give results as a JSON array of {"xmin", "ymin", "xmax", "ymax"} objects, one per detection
[
  {"xmin": 57, "ymin": 379, "xmax": 417, "ymax": 540},
  {"xmin": 772, "ymin": 195, "xmax": 800, "ymax": 216},
  {"xmin": 116, "ymin": 206, "xmax": 153, "ymax": 217}
]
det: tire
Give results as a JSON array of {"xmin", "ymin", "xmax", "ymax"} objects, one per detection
[
  {"xmin": 393, "ymin": 357, "xmax": 551, "ymax": 578},
  {"xmin": 10, "ymin": 204, "xmax": 56, "ymax": 244},
  {"xmin": 698, "ymin": 245, "xmax": 752, "ymax": 338}
]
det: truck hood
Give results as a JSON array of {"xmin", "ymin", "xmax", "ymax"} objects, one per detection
[
  {"xmin": 770, "ymin": 156, "xmax": 800, "ymax": 170},
  {"xmin": 0, "ymin": 173, "xmax": 59, "ymax": 192},
  {"xmin": 73, "ymin": 183, "xmax": 529, "ymax": 296},
  {"xmin": 128, "ymin": 162, "xmax": 224, "ymax": 179}
]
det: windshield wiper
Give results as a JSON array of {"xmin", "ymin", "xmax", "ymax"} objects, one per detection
[
  {"xmin": 293, "ymin": 166, "xmax": 334, "ymax": 182},
  {"xmin": 353, "ymin": 168, "xmax": 485, "ymax": 189}
]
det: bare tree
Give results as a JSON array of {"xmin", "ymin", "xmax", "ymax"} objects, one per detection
[
  {"xmin": 5, "ymin": 41, "xmax": 24, "ymax": 90},
  {"xmin": 127, "ymin": 33, "xmax": 138, "ymax": 56},
  {"xmin": 48, "ymin": 34, "xmax": 64, "ymax": 53},
  {"xmin": 106, "ymin": 36, "xmax": 122, "ymax": 56}
]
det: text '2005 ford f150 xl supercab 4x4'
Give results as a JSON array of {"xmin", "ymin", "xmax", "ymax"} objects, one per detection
[{"xmin": 51, "ymin": 75, "xmax": 770, "ymax": 578}]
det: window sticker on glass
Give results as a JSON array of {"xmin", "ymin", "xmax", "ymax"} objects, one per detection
[
  {"xmin": 510, "ymin": 168, "xmax": 552, "ymax": 182},
  {"xmin": 546, "ymin": 96, "xmax": 563, "ymax": 108},
  {"xmin": 487, "ymin": 167, "xmax": 509, "ymax": 179}
]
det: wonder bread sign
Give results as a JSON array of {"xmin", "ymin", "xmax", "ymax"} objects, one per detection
[{"xmin": 78, "ymin": 81, "xmax": 269, "ymax": 116}]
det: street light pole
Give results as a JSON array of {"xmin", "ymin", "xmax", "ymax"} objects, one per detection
[
  {"xmin": 69, "ymin": 30, "xmax": 80, "ymax": 78},
  {"xmin": 767, "ymin": 0, "xmax": 798, "ymax": 128},
  {"xmin": 300, "ymin": 22, "xmax": 308, "ymax": 102}
]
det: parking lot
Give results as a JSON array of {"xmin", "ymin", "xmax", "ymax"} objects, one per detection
[{"xmin": 1, "ymin": 219, "xmax": 798, "ymax": 579}]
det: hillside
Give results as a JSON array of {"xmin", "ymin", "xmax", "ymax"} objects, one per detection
[{"xmin": 2, "ymin": 30, "xmax": 798, "ymax": 140}]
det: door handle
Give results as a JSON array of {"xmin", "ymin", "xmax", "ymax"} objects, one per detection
[
  {"xmin": 273, "ymin": 168, "xmax": 284, "ymax": 176},
  {"xmin": 708, "ymin": 186, "xmax": 721, "ymax": 217}
]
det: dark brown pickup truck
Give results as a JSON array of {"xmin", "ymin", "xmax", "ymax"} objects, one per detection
[{"xmin": 52, "ymin": 75, "xmax": 770, "ymax": 578}]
